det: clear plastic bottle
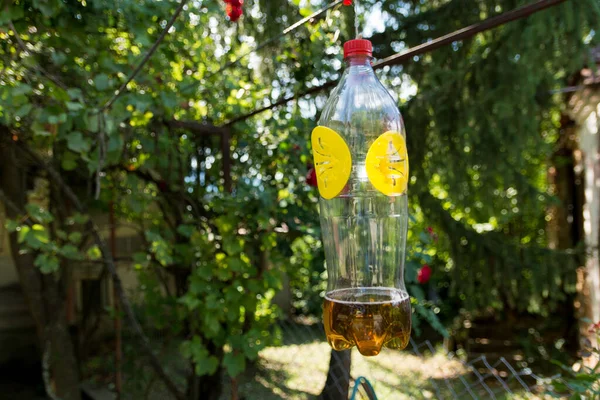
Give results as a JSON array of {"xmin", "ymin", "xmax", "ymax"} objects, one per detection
[{"xmin": 311, "ymin": 39, "xmax": 411, "ymax": 356}]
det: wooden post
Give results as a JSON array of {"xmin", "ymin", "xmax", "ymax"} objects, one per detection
[{"xmin": 320, "ymin": 350, "xmax": 351, "ymax": 400}]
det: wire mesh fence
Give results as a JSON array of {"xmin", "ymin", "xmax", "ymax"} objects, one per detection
[
  {"xmin": 253, "ymin": 319, "xmax": 575, "ymax": 400},
  {"xmin": 94, "ymin": 313, "xmax": 590, "ymax": 400}
]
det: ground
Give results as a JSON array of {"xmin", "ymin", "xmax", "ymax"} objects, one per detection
[{"xmin": 79, "ymin": 321, "xmax": 560, "ymax": 400}]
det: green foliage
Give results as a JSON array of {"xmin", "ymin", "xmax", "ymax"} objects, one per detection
[
  {"xmin": 180, "ymin": 336, "xmax": 220, "ymax": 377},
  {"xmin": 369, "ymin": 0, "xmax": 599, "ymax": 314},
  {"xmin": 405, "ymin": 222, "xmax": 448, "ymax": 337},
  {"xmin": 548, "ymin": 324, "xmax": 600, "ymax": 398},
  {"xmin": 1, "ymin": 0, "xmax": 597, "ymax": 395},
  {"xmin": 223, "ymin": 352, "xmax": 246, "ymax": 378},
  {"xmin": 7, "ymin": 209, "xmax": 100, "ymax": 273},
  {"xmin": 34, "ymin": 253, "xmax": 60, "ymax": 274},
  {"xmin": 25, "ymin": 204, "xmax": 54, "ymax": 224}
]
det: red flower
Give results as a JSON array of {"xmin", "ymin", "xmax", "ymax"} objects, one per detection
[
  {"xmin": 426, "ymin": 226, "xmax": 439, "ymax": 242},
  {"xmin": 306, "ymin": 167, "xmax": 318, "ymax": 188},
  {"xmin": 417, "ymin": 265, "xmax": 432, "ymax": 284},
  {"xmin": 343, "ymin": 0, "xmax": 352, "ymax": 5},
  {"xmin": 227, "ymin": 5, "xmax": 243, "ymax": 22},
  {"xmin": 589, "ymin": 322, "xmax": 600, "ymax": 334}
]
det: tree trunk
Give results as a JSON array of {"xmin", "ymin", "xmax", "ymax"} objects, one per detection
[
  {"xmin": 186, "ymin": 339, "xmax": 223, "ymax": 400},
  {"xmin": 187, "ymin": 368, "xmax": 223, "ymax": 400},
  {"xmin": 320, "ymin": 349, "xmax": 351, "ymax": 400},
  {"xmin": 0, "ymin": 136, "xmax": 82, "ymax": 400},
  {"xmin": 43, "ymin": 282, "xmax": 82, "ymax": 400},
  {"xmin": 547, "ymin": 117, "xmax": 582, "ymax": 349}
]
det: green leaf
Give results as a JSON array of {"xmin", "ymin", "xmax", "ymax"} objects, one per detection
[
  {"xmin": 71, "ymin": 213, "xmax": 90, "ymax": 224},
  {"xmin": 31, "ymin": 224, "xmax": 49, "ymax": 242},
  {"xmin": 67, "ymin": 131, "xmax": 91, "ymax": 153},
  {"xmin": 176, "ymin": 224, "xmax": 195, "ymax": 238},
  {"xmin": 47, "ymin": 113, "xmax": 67, "ymax": 124},
  {"xmin": 227, "ymin": 258, "xmax": 246, "ymax": 272},
  {"xmin": 20, "ymin": 224, "xmax": 50, "ymax": 249},
  {"xmin": 106, "ymin": 134, "xmax": 124, "ymax": 164},
  {"xmin": 51, "ymin": 52, "xmax": 67, "ymax": 66},
  {"xmin": 67, "ymin": 88, "xmax": 84, "ymax": 101},
  {"xmin": 132, "ymin": 252, "xmax": 150, "ymax": 269},
  {"xmin": 418, "ymin": 232, "xmax": 431, "ymax": 244},
  {"xmin": 59, "ymin": 244, "xmax": 82, "ymax": 260},
  {"xmin": 0, "ymin": 5, "xmax": 24, "ymax": 24},
  {"xmin": 94, "ymin": 74, "xmax": 110, "ymax": 91},
  {"xmin": 573, "ymin": 373, "xmax": 600, "ymax": 382},
  {"xmin": 32, "ymin": 0, "xmax": 62, "ymax": 17},
  {"xmin": 66, "ymin": 101, "xmax": 84, "ymax": 112},
  {"xmin": 61, "ymin": 155, "xmax": 78, "ymax": 171},
  {"xmin": 25, "ymin": 204, "xmax": 54, "ymax": 223},
  {"xmin": 132, "ymin": 252, "xmax": 149, "ymax": 263},
  {"xmin": 179, "ymin": 295, "xmax": 201, "ymax": 311},
  {"xmin": 5, "ymin": 220, "xmax": 20, "ymax": 232},
  {"xmin": 181, "ymin": 337, "xmax": 220, "ymax": 376},
  {"xmin": 223, "ymin": 352, "xmax": 246, "ymax": 378},
  {"xmin": 15, "ymin": 104, "xmax": 33, "ymax": 118},
  {"xmin": 34, "ymin": 254, "xmax": 60, "ymax": 274},
  {"xmin": 32, "ymin": 120, "xmax": 52, "ymax": 136},
  {"xmin": 195, "ymin": 355, "xmax": 219, "ymax": 377},
  {"xmin": 11, "ymin": 84, "xmax": 32, "ymax": 97},
  {"xmin": 223, "ymin": 237, "xmax": 243, "ymax": 255},
  {"xmin": 17, "ymin": 226, "xmax": 30, "ymax": 244},
  {"xmin": 146, "ymin": 231, "xmax": 173, "ymax": 266},
  {"xmin": 68, "ymin": 232, "xmax": 82, "ymax": 243},
  {"xmin": 86, "ymin": 113, "xmax": 99, "ymax": 133},
  {"xmin": 87, "ymin": 245, "xmax": 102, "ymax": 260}
]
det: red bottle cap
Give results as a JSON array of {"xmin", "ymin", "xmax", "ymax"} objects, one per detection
[{"xmin": 343, "ymin": 39, "xmax": 372, "ymax": 58}]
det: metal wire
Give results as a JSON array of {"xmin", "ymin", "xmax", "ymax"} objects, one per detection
[{"xmin": 259, "ymin": 320, "xmax": 579, "ymax": 400}]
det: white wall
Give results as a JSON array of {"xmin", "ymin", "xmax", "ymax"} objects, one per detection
[
  {"xmin": 578, "ymin": 104, "xmax": 600, "ymax": 326},
  {"xmin": 571, "ymin": 92, "xmax": 600, "ymax": 342}
]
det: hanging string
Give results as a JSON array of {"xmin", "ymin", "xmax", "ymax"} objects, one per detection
[{"xmin": 354, "ymin": 0, "xmax": 360, "ymax": 39}]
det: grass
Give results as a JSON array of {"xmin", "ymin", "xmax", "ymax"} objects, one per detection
[
  {"xmin": 85, "ymin": 321, "xmax": 558, "ymax": 399},
  {"xmin": 225, "ymin": 321, "xmax": 551, "ymax": 400}
]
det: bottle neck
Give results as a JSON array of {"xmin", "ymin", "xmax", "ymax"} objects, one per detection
[{"xmin": 344, "ymin": 55, "xmax": 374, "ymax": 72}]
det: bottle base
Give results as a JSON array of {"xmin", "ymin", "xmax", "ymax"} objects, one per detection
[{"xmin": 323, "ymin": 287, "xmax": 412, "ymax": 356}]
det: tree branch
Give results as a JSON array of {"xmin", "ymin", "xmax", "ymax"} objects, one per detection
[
  {"xmin": 0, "ymin": 189, "xmax": 33, "ymax": 227},
  {"xmin": 8, "ymin": 21, "xmax": 69, "ymax": 91},
  {"xmin": 178, "ymin": 0, "xmax": 344, "ymax": 94},
  {"xmin": 14, "ymin": 142, "xmax": 186, "ymax": 400},
  {"xmin": 167, "ymin": 119, "xmax": 228, "ymax": 136},
  {"xmin": 101, "ymin": 0, "xmax": 190, "ymax": 111},
  {"xmin": 224, "ymin": 0, "xmax": 567, "ymax": 126}
]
